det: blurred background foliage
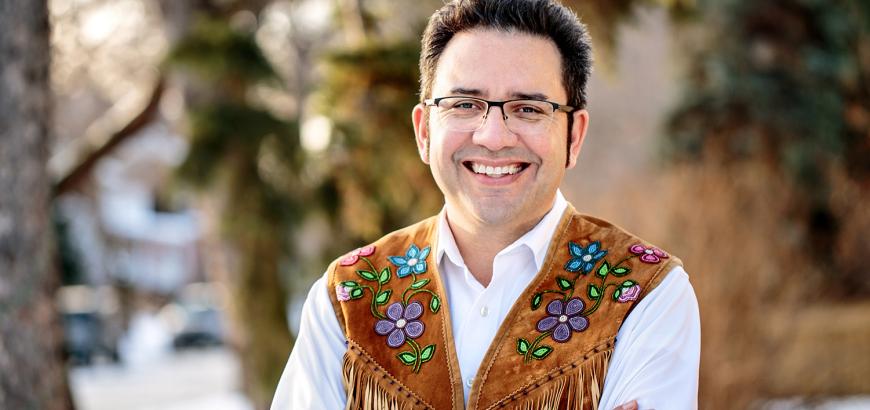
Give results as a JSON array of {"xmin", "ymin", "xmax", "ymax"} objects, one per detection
[
  {"xmin": 166, "ymin": 2, "xmax": 442, "ymax": 406},
  {"xmin": 27, "ymin": 0, "xmax": 869, "ymax": 409},
  {"xmin": 166, "ymin": 9, "xmax": 304, "ymax": 408},
  {"xmin": 317, "ymin": 41, "xmax": 442, "ymax": 245},
  {"xmin": 667, "ymin": 0, "xmax": 870, "ymax": 298},
  {"xmin": 167, "ymin": 1, "xmax": 870, "ymax": 406}
]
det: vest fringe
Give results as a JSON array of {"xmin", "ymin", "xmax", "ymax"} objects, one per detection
[
  {"xmin": 342, "ymin": 351, "xmax": 428, "ymax": 410},
  {"xmin": 503, "ymin": 348, "xmax": 613, "ymax": 410}
]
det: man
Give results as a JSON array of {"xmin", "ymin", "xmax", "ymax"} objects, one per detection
[{"xmin": 272, "ymin": 0, "xmax": 700, "ymax": 409}]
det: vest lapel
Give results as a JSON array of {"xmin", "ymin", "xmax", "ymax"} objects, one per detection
[
  {"xmin": 329, "ymin": 217, "xmax": 464, "ymax": 409},
  {"xmin": 469, "ymin": 205, "xmax": 679, "ymax": 409}
]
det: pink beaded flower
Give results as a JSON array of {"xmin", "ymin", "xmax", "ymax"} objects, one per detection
[
  {"xmin": 335, "ymin": 284, "xmax": 351, "ymax": 302},
  {"xmin": 617, "ymin": 284, "xmax": 642, "ymax": 303},
  {"xmin": 339, "ymin": 245, "xmax": 376, "ymax": 266},
  {"xmin": 629, "ymin": 244, "xmax": 669, "ymax": 264}
]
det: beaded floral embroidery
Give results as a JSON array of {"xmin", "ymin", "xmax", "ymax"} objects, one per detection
[
  {"xmin": 337, "ymin": 244, "xmax": 442, "ymax": 373},
  {"xmin": 516, "ymin": 241, "xmax": 668, "ymax": 363}
]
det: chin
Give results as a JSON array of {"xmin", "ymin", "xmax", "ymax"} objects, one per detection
[{"xmin": 469, "ymin": 198, "xmax": 524, "ymax": 226}]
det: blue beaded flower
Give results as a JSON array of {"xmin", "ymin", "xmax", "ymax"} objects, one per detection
[
  {"xmin": 564, "ymin": 241, "xmax": 607, "ymax": 274},
  {"xmin": 388, "ymin": 244, "xmax": 431, "ymax": 278}
]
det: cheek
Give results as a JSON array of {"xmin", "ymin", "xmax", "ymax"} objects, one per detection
[
  {"xmin": 428, "ymin": 128, "xmax": 463, "ymax": 163},
  {"xmin": 527, "ymin": 137, "xmax": 561, "ymax": 164}
]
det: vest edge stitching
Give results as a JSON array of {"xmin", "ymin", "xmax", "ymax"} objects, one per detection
[{"xmin": 345, "ymin": 339, "xmax": 435, "ymax": 409}]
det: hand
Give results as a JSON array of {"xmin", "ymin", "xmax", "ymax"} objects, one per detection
[{"xmin": 613, "ymin": 400, "xmax": 638, "ymax": 410}]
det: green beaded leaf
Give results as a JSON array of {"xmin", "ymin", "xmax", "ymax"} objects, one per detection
[
  {"xmin": 411, "ymin": 279, "xmax": 430, "ymax": 289},
  {"xmin": 517, "ymin": 338, "xmax": 530, "ymax": 355},
  {"xmin": 588, "ymin": 284, "xmax": 601, "ymax": 300},
  {"xmin": 531, "ymin": 293, "xmax": 543, "ymax": 310},
  {"xmin": 356, "ymin": 270, "xmax": 377, "ymax": 281},
  {"xmin": 378, "ymin": 268, "xmax": 391, "ymax": 285},
  {"xmin": 612, "ymin": 288, "xmax": 622, "ymax": 301},
  {"xmin": 420, "ymin": 344, "xmax": 436, "ymax": 363},
  {"xmin": 531, "ymin": 346, "xmax": 553, "ymax": 360},
  {"xmin": 621, "ymin": 280, "xmax": 637, "ymax": 288},
  {"xmin": 375, "ymin": 289, "xmax": 392, "ymax": 305},
  {"xmin": 341, "ymin": 281, "xmax": 359, "ymax": 288},
  {"xmin": 396, "ymin": 351, "xmax": 416, "ymax": 366},
  {"xmin": 556, "ymin": 276, "xmax": 573, "ymax": 291},
  {"xmin": 597, "ymin": 261, "xmax": 610, "ymax": 277},
  {"xmin": 612, "ymin": 266, "xmax": 631, "ymax": 276},
  {"xmin": 350, "ymin": 287, "xmax": 364, "ymax": 299},
  {"xmin": 430, "ymin": 295, "xmax": 441, "ymax": 313}
]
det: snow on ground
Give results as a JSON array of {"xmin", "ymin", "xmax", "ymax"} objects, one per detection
[
  {"xmin": 762, "ymin": 397, "xmax": 870, "ymax": 410},
  {"xmin": 69, "ymin": 347, "xmax": 251, "ymax": 410}
]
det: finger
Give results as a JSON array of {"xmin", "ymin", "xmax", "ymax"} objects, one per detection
[{"xmin": 614, "ymin": 400, "xmax": 638, "ymax": 410}]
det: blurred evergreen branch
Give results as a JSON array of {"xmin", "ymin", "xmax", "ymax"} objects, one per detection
[
  {"xmin": 315, "ymin": 41, "xmax": 442, "ymax": 247},
  {"xmin": 169, "ymin": 16, "xmax": 278, "ymax": 86},
  {"xmin": 666, "ymin": 0, "xmax": 870, "ymax": 296},
  {"xmin": 166, "ymin": 14, "xmax": 301, "ymax": 409}
]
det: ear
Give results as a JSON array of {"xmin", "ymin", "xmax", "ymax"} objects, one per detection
[
  {"xmin": 412, "ymin": 103, "xmax": 430, "ymax": 164},
  {"xmin": 566, "ymin": 109, "xmax": 589, "ymax": 169}
]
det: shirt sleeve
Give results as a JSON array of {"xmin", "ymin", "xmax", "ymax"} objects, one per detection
[
  {"xmin": 271, "ymin": 273, "xmax": 347, "ymax": 410},
  {"xmin": 597, "ymin": 265, "xmax": 701, "ymax": 410}
]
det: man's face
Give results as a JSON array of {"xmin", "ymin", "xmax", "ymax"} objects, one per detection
[{"xmin": 413, "ymin": 29, "xmax": 588, "ymax": 231}]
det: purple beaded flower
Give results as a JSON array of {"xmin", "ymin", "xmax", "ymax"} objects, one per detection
[
  {"xmin": 537, "ymin": 298, "xmax": 589, "ymax": 343},
  {"xmin": 375, "ymin": 301, "xmax": 425, "ymax": 348}
]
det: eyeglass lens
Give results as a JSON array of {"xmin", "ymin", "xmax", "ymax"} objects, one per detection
[{"xmin": 435, "ymin": 97, "xmax": 556, "ymax": 134}]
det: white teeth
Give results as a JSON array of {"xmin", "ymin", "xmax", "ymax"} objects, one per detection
[{"xmin": 470, "ymin": 162, "xmax": 521, "ymax": 177}]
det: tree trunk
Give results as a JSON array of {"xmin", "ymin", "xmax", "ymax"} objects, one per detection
[
  {"xmin": 0, "ymin": 1, "xmax": 75, "ymax": 409},
  {"xmin": 234, "ymin": 226, "xmax": 294, "ymax": 410}
]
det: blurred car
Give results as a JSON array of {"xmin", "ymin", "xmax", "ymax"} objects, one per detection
[
  {"xmin": 57, "ymin": 285, "xmax": 123, "ymax": 365},
  {"xmin": 160, "ymin": 282, "xmax": 227, "ymax": 349}
]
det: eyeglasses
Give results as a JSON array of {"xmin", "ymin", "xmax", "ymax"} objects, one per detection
[{"xmin": 423, "ymin": 96, "xmax": 575, "ymax": 135}]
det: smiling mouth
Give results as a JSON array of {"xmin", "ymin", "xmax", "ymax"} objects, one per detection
[{"xmin": 462, "ymin": 161, "xmax": 530, "ymax": 178}]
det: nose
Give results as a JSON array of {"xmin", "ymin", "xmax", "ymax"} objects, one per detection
[{"xmin": 472, "ymin": 105, "xmax": 519, "ymax": 151}]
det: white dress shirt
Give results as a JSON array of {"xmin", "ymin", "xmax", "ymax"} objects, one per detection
[{"xmin": 272, "ymin": 191, "xmax": 700, "ymax": 409}]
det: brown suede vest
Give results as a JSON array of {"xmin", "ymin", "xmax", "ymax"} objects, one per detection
[{"xmin": 327, "ymin": 205, "xmax": 681, "ymax": 410}]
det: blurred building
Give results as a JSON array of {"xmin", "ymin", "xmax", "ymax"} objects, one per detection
[
  {"xmin": 50, "ymin": 105, "xmax": 223, "ymax": 366},
  {"xmin": 54, "ymin": 120, "xmax": 201, "ymax": 292}
]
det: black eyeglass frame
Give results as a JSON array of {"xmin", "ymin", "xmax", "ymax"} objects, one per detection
[{"xmin": 423, "ymin": 96, "xmax": 576, "ymax": 116}]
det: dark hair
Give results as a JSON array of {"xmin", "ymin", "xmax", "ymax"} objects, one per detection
[{"xmin": 419, "ymin": 0, "xmax": 593, "ymax": 109}]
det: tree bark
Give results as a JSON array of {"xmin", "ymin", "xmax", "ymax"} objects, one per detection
[{"xmin": 0, "ymin": 1, "xmax": 75, "ymax": 409}]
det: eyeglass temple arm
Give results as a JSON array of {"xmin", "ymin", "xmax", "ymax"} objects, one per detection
[{"xmin": 555, "ymin": 103, "xmax": 575, "ymax": 113}]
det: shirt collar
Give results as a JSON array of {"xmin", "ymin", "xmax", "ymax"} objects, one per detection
[{"xmin": 436, "ymin": 190, "xmax": 568, "ymax": 273}]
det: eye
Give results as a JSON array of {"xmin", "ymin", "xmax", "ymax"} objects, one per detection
[
  {"xmin": 516, "ymin": 105, "xmax": 545, "ymax": 114},
  {"xmin": 447, "ymin": 99, "xmax": 485, "ymax": 111},
  {"xmin": 509, "ymin": 100, "xmax": 550, "ymax": 120}
]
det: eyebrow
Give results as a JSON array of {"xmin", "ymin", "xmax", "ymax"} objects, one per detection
[
  {"xmin": 512, "ymin": 92, "xmax": 550, "ymax": 101},
  {"xmin": 447, "ymin": 87, "xmax": 550, "ymax": 101},
  {"xmin": 449, "ymin": 87, "xmax": 484, "ymax": 96}
]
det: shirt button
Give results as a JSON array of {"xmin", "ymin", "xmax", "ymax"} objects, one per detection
[
  {"xmin": 480, "ymin": 306, "xmax": 489, "ymax": 317},
  {"xmin": 466, "ymin": 377, "xmax": 474, "ymax": 387}
]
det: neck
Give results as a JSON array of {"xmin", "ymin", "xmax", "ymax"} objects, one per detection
[{"xmin": 445, "ymin": 201, "xmax": 554, "ymax": 287}]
